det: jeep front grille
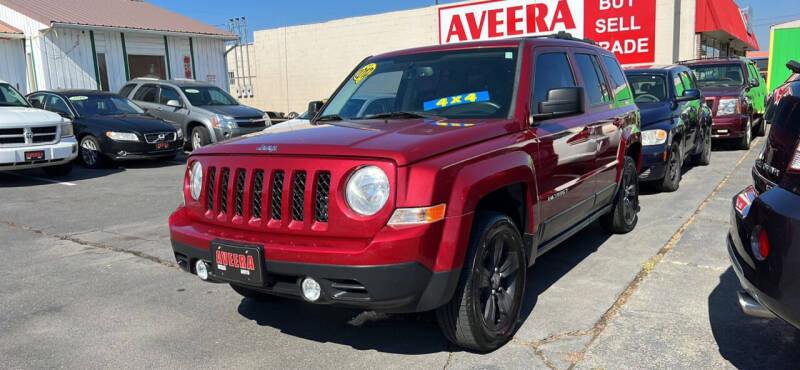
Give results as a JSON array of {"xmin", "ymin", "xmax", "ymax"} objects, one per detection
[
  {"xmin": 315, "ymin": 172, "xmax": 331, "ymax": 222},
  {"xmin": 219, "ymin": 168, "xmax": 230, "ymax": 214},
  {"xmin": 271, "ymin": 171, "xmax": 284, "ymax": 220},
  {"xmin": 291, "ymin": 171, "xmax": 307, "ymax": 221}
]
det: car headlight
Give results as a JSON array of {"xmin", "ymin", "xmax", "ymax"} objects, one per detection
[
  {"xmin": 641, "ymin": 129, "xmax": 668, "ymax": 146},
  {"xmin": 60, "ymin": 119, "xmax": 74, "ymax": 138},
  {"xmin": 106, "ymin": 131, "xmax": 139, "ymax": 141},
  {"xmin": 717, "ymin": 98, "xmax": 740, "ymax": 116},
  {"xmin": 189, "ymin": 161, "xmax": 203, "ymax": 201},
  {"xmin": 346, "ymin": 165, "xmax": 390, "ymax": 216},
  {"xmin": 212, "ymin": 115, "xmax": 236, "ymax": 129}
]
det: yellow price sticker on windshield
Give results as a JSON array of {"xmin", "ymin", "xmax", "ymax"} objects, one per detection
[{"xmin": 353, "ymin": 63, "xmax": 377, "ymax": 84}]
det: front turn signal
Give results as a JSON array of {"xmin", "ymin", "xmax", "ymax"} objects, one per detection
[{"xmin": 387, "ymin": 204, "xmax": 447, "ymax": 226}]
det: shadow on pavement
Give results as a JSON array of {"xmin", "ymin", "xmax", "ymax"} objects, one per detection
[{"xmin": 708, "ymin": 268, "xmax": 800, "ymax": 369}]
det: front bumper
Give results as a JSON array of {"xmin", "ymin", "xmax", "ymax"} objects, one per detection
[
  {"xmin": 102, "ymin": 137, "xmax": 183, "ymax": 160},
  {"xmin": 638, "ymin": 144, "xmax": 668, "ymax": 181},
  {"xmin": 169, "ymin": 207, "xmax": 462, "ymax": 313},
  {"xmin": 711, "ymin": 115, "xmax": 748, "ymax": 138},
  {"xmin": 728, "ymin": 186, "xmax": 800, "ymax": 329},
  {"xmin": 0, "ymin": 137, "xmax": 78, "ymax": 171}
]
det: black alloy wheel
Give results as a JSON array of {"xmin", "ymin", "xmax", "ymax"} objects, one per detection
[
  {"xmin": 601, "ymin": 156, "xmax": 639, "ymax": 234},
  {"xmin": 739, "ymin": 118, "xmax": 752, "ymax": 150},
  {"xmin": 79, "ymin": 136, "xmax": 106, "ymax": 169},
  {"xmin": 692, "ymin": 126, "xmax": 712, "ymax": 166},
  {"xmin": 659, "ymin": 145, "xmax": 681, "ymax": 192}
]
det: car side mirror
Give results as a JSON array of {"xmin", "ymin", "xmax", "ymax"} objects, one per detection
[
  {"xmin": 166, "ymin": 100, "xmax": 182, "ymax": 108},
  {"xmin": 787, "ymin": 60, "xmax": 800, "ymax": 74},
  {"xmin": 676, "ymin": 89, "xmax": 701, "ymax": 102},
  {"xmin": 750, "ymin": 79, "xmax": 760, "ymax": 88},
  {"xmin": 308, "ymin": 101, "xmax": 324, "ymax": 119},
  {"xmin": 533, "ymin": 87, "xmax": 584, "ymax": 121}
]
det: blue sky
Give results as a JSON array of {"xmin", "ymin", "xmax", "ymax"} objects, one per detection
[{"xmin": 151, "ymin": 0, "xmax": 800, "ymax": 51}]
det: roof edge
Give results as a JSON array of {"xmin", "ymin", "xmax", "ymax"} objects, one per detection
[{"xmin": 50, "ymin": 22, "xmax": 238, "ymax": 40}]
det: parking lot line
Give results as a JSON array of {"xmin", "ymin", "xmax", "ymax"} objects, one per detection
[{"xmin": 6, "ymin": 172, "xmax": 77, "ymax": 186}]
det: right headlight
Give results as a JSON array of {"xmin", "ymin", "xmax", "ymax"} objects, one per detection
[
  {"xmin": 189, "ymin": 161, "xmax": 203, "ymax": 201},
  {"xmin": 717, "ymin": 98, "xmax": 740, "ymax": 116},
  {"xmin": 346, "ymin": 166, "xmax": 390, "ymax": 216},
  {"xmin": 641, "ymin": 129, "xmax": 668, "ymax": 146},
  {"xmin": 212, "ymin": 115, "xmax": 237, "ymax": 129}
]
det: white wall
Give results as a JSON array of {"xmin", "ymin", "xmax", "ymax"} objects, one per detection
[
  {"xmin": 38, "ymin": 27, "xmax": 97, "ymax": 91},
  {"xmin": 189, "ymin": 37, "xmax": 229, "ymax": 88},
  {"xmin": 0, "ymin": 39, "xmax": 26, "ymax": 93}
]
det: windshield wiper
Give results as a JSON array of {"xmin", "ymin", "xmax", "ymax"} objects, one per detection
[
  {"xmin": 315, "ymin": 114, "xmax": 343, "ymax": 122},
  {"xmin": 360, "ymin": 111, "xmax": 442, "ymax": 120}
]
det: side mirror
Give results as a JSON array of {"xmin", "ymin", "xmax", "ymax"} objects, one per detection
[
  {"xmin": 534, "ymin": 87, "xmax": 584, "ymax": 121},
  {"xmin": 787, "ymin": 60, "xmax": 800, "ymax": 74},
  {"xmin": 166, "ymin": 100, "xmax": 182, "ymax": 108},
  {"xmin": 750, "ymin": 79, "xmax": 760, "ymax": 88},
  {"xmin": 676, "ymin": 89, "xmax": 701, "ymax": 102},
  {"xmin": 307, "ymin": 101, "xmax": 324, "ymax": 119}
]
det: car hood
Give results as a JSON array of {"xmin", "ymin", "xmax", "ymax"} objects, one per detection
[
  {"xmin": 76, "ymin": 114, "xmax": 176, "ymax": 133},
  {"xmin": 638, "ymin": 102, "xmax": 675, "ymax": 127},
  {"xmin": 698, "ymin": 85, "xmax": 743, "ymax": 98},
  {"xmin": 0, "ymin": 106, "xmax": 62, "ymax": 126},
  {"xmin": 194, "ymin": 118, "xmax": 518, "ymax": 166},
  {"xmin": 198, "ymin": 105, "xmax": 263, "ymax": 118}
]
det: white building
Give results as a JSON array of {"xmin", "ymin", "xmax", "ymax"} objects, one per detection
[
  {"xmin": 0, "ymin": 19, "xmax": 25, "ymax": 92},
  {"xmin": 0, "ymin": 0, "xmax": 237, "ymax": 94}
]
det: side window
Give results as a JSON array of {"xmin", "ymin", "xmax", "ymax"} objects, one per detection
[
  {"xmin": 133, "ymin": 84, "xmax": 158, "ymax": 102},
  {"xmin": 574, "ymin": 53, "xmax": 611, "ymax": 106},
  {"xmin": 28, "ymin": 94, "xmax": 45, "ymax": 108},
  {"xmin": 680, "ymin": 71, "xmax": 696, "ymax": 90},
  {"xmin": 159, "ymin": 87, "xmax": 182, "ymax": 105},
  {"xmin": 673, "ymin": 74, "xmax": 686, "ymax": 97},
  {"xmin": 44, "ymin": 95, "xmax": 71, "ymax": 116},
  {"xmin": 747, "ymin": 63, "xmax": 760, "ymax": 85},
  {"xmin": 119, "ymin": 84, "xmax": 136, "ymax": 98},
  {"xmin": 533, "ymin": 52, "xmax": 576, "ymax": 112},
  {"xmin": 601, "ymin": 56, "xmax": 630, "ymax": 101}
]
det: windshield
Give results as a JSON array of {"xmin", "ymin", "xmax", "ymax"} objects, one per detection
[
  {"xmin": 627, "ymin": 74, "xmax": 668, "ymax": 103},
  {"xmin": 0, "ymin": 84, "xmax": 29, "ymax": 107},
  {"xmin": 69, "ymin": 95, "xmax": 145, "ymax": 116},
  {"xmin": 320, "ymin": 48, "xmax": 519, "ymax": 120},
  {"xmin": 181, "ymin": 86, "xmax": 239, "ymax": 106},
  {"xmin": 689, "ymin": 64, "xmax": 745, "ymax": 87}
]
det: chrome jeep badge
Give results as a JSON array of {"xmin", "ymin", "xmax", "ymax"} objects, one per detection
[{"xmin": 257, "ymin": 145, "xmax": 278, "ymax": 152}]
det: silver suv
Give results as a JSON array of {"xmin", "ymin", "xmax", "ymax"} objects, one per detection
[{"xmin": 120, "ymin": 79, "xmax": 271, "ymax": 151}]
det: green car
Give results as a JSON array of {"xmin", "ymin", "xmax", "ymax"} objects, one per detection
[{"xmin": 681, "ymin": 57, "xmax": 768, "ymax": 149}]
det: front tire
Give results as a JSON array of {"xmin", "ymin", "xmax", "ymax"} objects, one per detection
[
  {"xmin": 79, "ymin": 136, "xmax": 107, "ymax": 169},
  {"xmin": 738, "ymin": 118, "xmax": 752, "ymax": 150},
  {"xmin": 191, "ymin": 126, "xmax": 211, "ymax": 151},
  {"xmin": 658, "ymin": 145, "xmax": 681, "ymax": 192},
  {"xmin": 601, "ymin": 156, "xmax": 639, "ymax": 234},
  {"xmin": 43, "ymin": 162, "xmax": 73, "ymax": 177},
  {"xmin": 436, "ymin": 212, "xmax": 526, "ymax": 352}
]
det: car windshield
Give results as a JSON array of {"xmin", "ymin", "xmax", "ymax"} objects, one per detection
[
  {"xmin": 320, "ymin": 48, "xmax": 520, "ymax": 120},
  {"xmin": 69, "ymin": 95, "xmax": 145, "ymax": 116},
  {"xmin": 181, "ymin": 86, "xmax": 239, "ymax": 106},
  {"xmin": 0, "ymin": 83, "xmax": 29, "ymax": 107},
  {"xmin": 627, "ymin": 74, "xmax": 668, "ymax": 103},
  {"xmin": 689, "ymin": 64, "xmax": 745, "ymax": 87}
]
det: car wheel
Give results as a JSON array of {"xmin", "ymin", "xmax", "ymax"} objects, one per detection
[
  {"xmin": 42, "ymin": 162, "xmax": 73, "ymax": 177},
  {"xmin": 739, "ymin": 118, "xmax": 752, "ymax": 150},
  {"xmin": 658, "ymin": 145, "xmax": 681, "ymax": 192},
  {"xmin": 755, "ymin": 117, "xmax": 767, "ymax": 137},
  {"xmin": 79, "ymin": 136, "xmax": 106, "ymax": 169},
  {"xmin": 230, "ymin": 284, "xmax": 273, "ymax": 302},
  {"xmin": 191, "ymin": 126, "xmax": 211, "ymax": 151},
  {"xmin": 601, "ymin": 156, "xmax": 639, "ymax": 234},
  {"xmin": 692, "ymin": 126, "xmax": 712, "ymax": 166},
  {"xmin": 436, "ymin": 212, "xmax": 526, "ymax": 352}
]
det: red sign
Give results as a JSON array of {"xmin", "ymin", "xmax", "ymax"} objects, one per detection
[
  {"xmin": 183, "ymin": 56, "xmax": 192, "ymax": 78},
  {"xmin": 439, "ymin": 0, "xmax": 656, "ymax": 65}
]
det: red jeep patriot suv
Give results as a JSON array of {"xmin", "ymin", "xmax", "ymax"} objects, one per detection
[{"xmin": 170, "ymin": 35, "xmax": 642, "ymax": 351}]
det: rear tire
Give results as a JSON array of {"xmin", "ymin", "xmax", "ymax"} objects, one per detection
[
  {"xmin": 601, "ymin": 156, "xmax": 639, "ymax": 234},
  {"xmin": 658, "ymin": 145, "xmax": 681, "ymax": 192},
  {"xmin": 230, "ymin": 284, "xmax": 273, "ymax": 302},
  {"xmin": 191, "ymin": 126, "xmax": 211, "ymax": 151},
  {"xmin": 691, "ymin": 126, "xmax": 712, "ymax": 166},
  {"xmin": 436, "ymin": 212, "xmax": 526, "ymax": 352},
  {"xmin": 42, "ymin": 162, "xmax": 73, "ymax": 177},
  {"xmin": 738, "ymin": 118, "xmax": 752, "ymax": 150}
]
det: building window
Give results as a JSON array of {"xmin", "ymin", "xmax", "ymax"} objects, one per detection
[{"xmin": 128, "ymin": 55, "xmax": 167, "ymax": 80}]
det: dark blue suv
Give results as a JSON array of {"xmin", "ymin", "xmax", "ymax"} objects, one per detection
[{"xmin": 625, "ymin": 65, "xmax": 713, "ymax": 192}]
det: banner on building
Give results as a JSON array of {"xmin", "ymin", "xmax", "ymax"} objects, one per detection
[{"xmin": 438, "ymin": 0, "xmax": 656, "ymax": 64}]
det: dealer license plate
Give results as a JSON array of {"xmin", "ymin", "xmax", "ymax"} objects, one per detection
[
  {"xmin": 213, "ymin": 242, "xmax": 264, "ymax": 286},
  {"xmin": 25, "ymin": 150, "xmax": 45, "ymax": 161},
  {"xmin": 156, "ymin": 142, "xmax": 170, "ymax": 149}
]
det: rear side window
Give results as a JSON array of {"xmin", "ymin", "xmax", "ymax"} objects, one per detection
[
  {"xmin": 44, "ymin": 95, "xmax": 71, "ymax": 116},
  {"xmin": 159, "ymin": 87, "xmax": 182, "ymax": 105},
  {"xmin": 119, "ymin": 84, "xmax": 136, "ymax": 98},
  {"xmin": 680, "ymin": 71, "xmax": 696, "ymax": 90},
  {"xmin": 533, "ymin": 53, "xmax": 576, "ymax": 113},
  {"xmin": 601, "ymin": 56, "xmax": 630, "ymax": 101},
  {"xmin": 133, "ymin": 84, "xmax": 158, "ymax": 102},
  {"xmin": 673, "ymin": 74, "xmax": 686, "ymax": 97},
  {"xmin": 575, "ymin": 53, "xmax": 611, "ymax": 106}
]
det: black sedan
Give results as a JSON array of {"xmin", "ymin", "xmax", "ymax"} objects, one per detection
[
  {"xmin": 27, "ymin": 90, "xmax": 183, "ymax": 168},
  {"xmin": 728, "ymin": 61, "xmax": 800, "ymax": 329},
  {"xmin": 625, "ymin": 65, "xmax": 713, "ymax": 192}
]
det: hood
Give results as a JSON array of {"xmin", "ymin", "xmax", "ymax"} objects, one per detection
[
  {"xmin": 198, "ymin": 105, "xmax": 263, "ymax": 118},
  {"xmin": 698, "ymin": 85, "xmax": 743, "ymax": 98},
  {"xmin": 76, "ymin": 114, "xmax": 176, "ymax": 133},
  {"xmin": 637, "ymin": 102, "xmax": 675, "ymax": 127},
  {"xmin": 0, "ymin": 107, "xmax": 62, "ymax": 126},
  {"xmin": 194, "ymin": 118, "xmax": 519, "ymax": 166}
]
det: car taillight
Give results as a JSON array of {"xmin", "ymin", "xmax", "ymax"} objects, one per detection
[
  {"xmin": 788, "ymin": 141, "xmax": 800, "ymax": 173},
  {"xmin": 751, "ymin": 227, "xmax": 770, "ymax": 261}
]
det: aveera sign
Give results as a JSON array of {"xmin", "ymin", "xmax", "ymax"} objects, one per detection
[{"xmin": 439, "ymin": 0, "xmax": 656, "ymax": 64}]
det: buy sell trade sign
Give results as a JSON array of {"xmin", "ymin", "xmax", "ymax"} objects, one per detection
[{"xmin": 438, "ymin": 0, "xmax": 656, "ymax": 65}]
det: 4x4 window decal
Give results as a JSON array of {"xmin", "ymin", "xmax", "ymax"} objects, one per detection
[{"xmin": 423, "ymin": 91, "xmax": 490, "ymax": 111}]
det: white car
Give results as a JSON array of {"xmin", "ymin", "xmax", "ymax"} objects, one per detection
[{"xmin": 0, "ymin": 81, "xmax": 78, "ymax": 176}]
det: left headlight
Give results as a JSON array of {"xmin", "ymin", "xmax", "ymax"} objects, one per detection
[
  {"xmin": 60, "ymin": 119, "xmax": 74, "ymax": 138},
  {"xmin": 106, "ymin": 131, "xmax": 139, "ymax": 141},
  {"xmin": 642, "ymin": 129, "xmax": 668, "ymax": 146},
  {"xmin": 189, "ymin": 161, "xmax": 203, "ymax": 201},
  {"xmin": 346, "ymin": 165, "xmax": 390, "ymax": 216}
]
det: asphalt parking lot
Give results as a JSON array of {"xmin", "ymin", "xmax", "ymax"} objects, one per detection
[{"xmin": 1, "ymin": 137, "xmax": 798, "ymax": 369}]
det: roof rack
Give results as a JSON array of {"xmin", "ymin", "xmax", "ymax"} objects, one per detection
[
  {"xmin": 528, "ymin": 31, "xmax": 597, "ymax": 46},
  {"xmin": 677, "ymin": 56, "xmax": 743, "ymax": 64}
]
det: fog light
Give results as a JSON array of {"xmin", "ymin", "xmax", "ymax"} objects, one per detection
[
  {"xmin": 301, "ymin": 277, "xmax": 321, "ymax": 302},
  {"xmin": 195, "ymin": 260, "xmax": 209, "ymax": 280}
]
